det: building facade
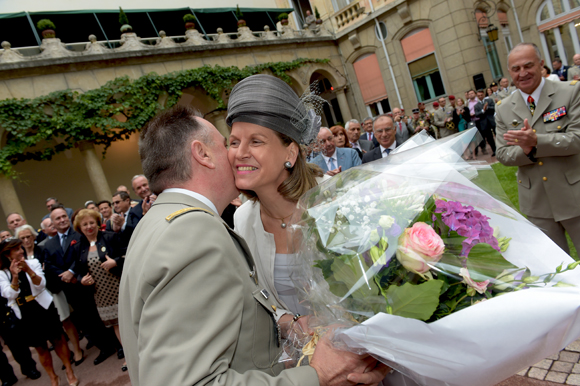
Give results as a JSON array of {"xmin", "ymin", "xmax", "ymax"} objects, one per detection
[{"xmin": 0, "ymin": 0, "xmax": 576, "ymax": 226}]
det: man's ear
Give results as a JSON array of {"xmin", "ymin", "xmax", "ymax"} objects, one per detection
[{"xmin": 191, "ymin": 140, "xmax": 216, "ymax": 169}]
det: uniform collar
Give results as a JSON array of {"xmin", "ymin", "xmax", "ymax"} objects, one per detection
[
  {"xmin": 162, "ymin": 188, "xmax": 218, "ymax": 215},
  {"xmin": 518, "ymin": 78, "xmax": 545, "ymax": 106}
]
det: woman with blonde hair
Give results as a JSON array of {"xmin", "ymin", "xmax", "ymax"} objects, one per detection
[
  {"xmin": 70, "ymin": 209, "xmax": 127, "ymax": 372},
  {"xmin": 227, "ymin": 75, "xmax": 323, "ymax": 337}
]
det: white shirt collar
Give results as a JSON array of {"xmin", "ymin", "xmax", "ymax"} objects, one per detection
[
  {"xmin": 162, "ymin": 188, "xmax": 219, "ymax": 215},
  {"xmin": 351, "ymin": 140, "xmax": 361, "ymax": 149},
  {"xmin": 518, "ymin": 78, "xmax": 545, "ymax": 106},
  {"xmin": 379, "ymin": 142, "xmax": 397, "ymax": 156},
  {"xmin": 322, "ymin": 151, "xmax": 337, "ymax": 164},
  {"xmin": 57, "ymin": 228, "xmax": 69, "ymax": 238}
]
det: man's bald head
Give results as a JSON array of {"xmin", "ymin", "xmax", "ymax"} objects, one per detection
[{"xmin": 6, "ymin": 213, "xmax": 26, "ymax": 232}]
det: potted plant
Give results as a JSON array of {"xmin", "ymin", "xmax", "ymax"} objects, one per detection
[
  {"xmin": 278, "ymin": 13, "xmax": 289, "ymax": 26},
  {"xmin": 183, "ymin": 14, "xmax": 196, "ymax": 30},
  {"xmin": 315, "ymin": 7, "xmax": 323, "ymax": 24},
  {"xmin": 119, "ymin": 7, "xmax": 133, "ymax": 33},
  {"xmin": 235, "ymin": 5, "xmax": 246, "ymax": 27},
  {"xmin": 37, "ymin": 19, "xmax": 56, "ymax": 39}
]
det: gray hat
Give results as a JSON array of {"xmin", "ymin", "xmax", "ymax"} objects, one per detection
[{"xmin": 226, "ymin": 74, "xmax": 322, "ymax": 145}]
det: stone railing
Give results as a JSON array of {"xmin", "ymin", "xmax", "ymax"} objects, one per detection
[
  {"xmin": 0, "ymin": 25, "xmax": 332, "ymax": 64},
  {"xmin": 334, "ymin": 1, "xmax": 366, "ymax": 30}
]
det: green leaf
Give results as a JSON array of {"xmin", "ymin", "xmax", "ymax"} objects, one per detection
[
  {"xmin": 332, "ymin": 257, "xmax": 379, "ymax": 299},
  {"xmin": 466, "ymin": 243, "xmax": 517, "ymax": 282},
  {"xmin": 384, "ymin": 280, "xmax": 443, "ymax": 320}
]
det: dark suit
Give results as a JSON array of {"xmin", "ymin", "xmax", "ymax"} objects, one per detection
[
  {"xmin": 362, "ymin": 144, "xmax": 395, "ymax": 164},
  {"xmin": 361, "ymin": 132, "xmax": 379, "ymax": 147},
  {"xmin": 71, "ymin": 231, "xmax": 127, "ymax": 281},
  {"xmin": 105, "ymin": 205, "xmax": 143, "ymax": 245},
  {"xmin": 43, "ymin": 228, "xmax": 114, "ymax": 351},
  {"xmin": 473, "ymin": 99, "xmax": 496, "ymax": 155}
]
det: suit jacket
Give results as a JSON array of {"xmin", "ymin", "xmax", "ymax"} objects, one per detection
[
  {"xmin": 310, "ymin": 147, "xmax": 362, "ymax": 173},
  {"xmin": 105, "ymin": 205, "xmax": 142, "ymax": 242},
  {"xmin": 495, "ymin": 79, "xmax": 580, "ymax": 222},
  {"xmin": 362, "ymin": 143, "xmax": 396, "ymax": 164},
  {"xmin": 43, "ymin": 229, "xmax": 81, "ymax": 277},
  {"xmin": 498, "ymin": 87, "xmax": 516, "ymax": 100},
  {"xmin": 394, "ymin": 120, "xmax": 414, "ymax": 145},
  {"xmin": 71, "ymin": 231, "xmax": 127, "ymax": 280},
  {"xmin": 356, "ymin": 139, "xmax": 374, "ymax": 152},
  {"xmin": 568, "ymin": 66, "xmax": 580, "ymax": 81},
  {"xmin": 118, "ymin": 192, "xmax": 317, "ymax": 386},
  {"xmin": 361, "ymin": 132, "xmax": 379, "ymax": 147}
]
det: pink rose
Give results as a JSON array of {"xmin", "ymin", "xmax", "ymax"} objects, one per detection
[
  {"xmin": 459, "ymin": 268, "xmax": 490, "ymax": 295},
  {"xmin": 396, "ymin": 222, "xmax": 445, "ymax": 278}
]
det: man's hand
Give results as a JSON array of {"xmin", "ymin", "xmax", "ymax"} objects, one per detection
[
  {"xmin": 111, "ymin": 213, "xmax": 124, "ymax": 232},
  {"xmin": 326, "ymin": 166, "xmax": 342, "ymax": 176},
  {"xmin": 503, "ymin": 118, "xmax": 537, "ymax": 154},
  {"xmin": 310, "ymin": 333, "xmax": 391, "ymax": 386},
  {"xmin": 142, "ymin": 194, "xmax": 157, "ymax": 215},
  {"xmin": 59, "ymin": 270, "xmax": 74, "ymax": 283}
]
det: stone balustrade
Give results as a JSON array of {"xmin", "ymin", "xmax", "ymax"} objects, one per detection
[
  {"xmin": 333, "ymin": 1, "xmax": 366, "ymax": 30},
  {"xmin": 0, "ymin": 25, "xmax": 332, "ymax": 65}
]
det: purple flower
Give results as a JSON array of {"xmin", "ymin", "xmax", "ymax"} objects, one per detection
[{"xmin": 435, "ymin": 199, "xmax": 500, "ymax": 256}]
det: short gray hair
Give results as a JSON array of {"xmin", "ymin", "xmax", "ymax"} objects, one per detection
[
  {"xmin": 362, "ymin": 116, "xmax": 373, "ymax": 123},
  {"xmin": 345, "ymin": 119, "xmax": 359, "ymax": 131},
  {"xmin": 508, "ymin": 43, "xmax": 542, "ymax": 67},
  {"xmin": 373, "ymin": 114, "xmax": 394, "ymax": 131},
  {"xmin": 139, "ymin": 105, "xmax": 211, "ymax": 195},
  {"xmin": 15, "ymin": 224, "xmax": 37, "ymax": 239},
  {"xmin": 46, "ymin": 197, "xmax": 58, "ymax": 203},
  {"xmin": 40, "ymin": 218, "xmax": 51, "ymax": 230},
  {"xmin": 131, "ymin": 174, "xmax": 147, "ymax": 183}
]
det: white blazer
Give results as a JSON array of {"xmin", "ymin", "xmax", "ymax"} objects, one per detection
[
  {"xmin": 234, "ymin": 201, "xmax": 293, "ymax": 322},
  {"xmin": 0, "ymin": 259, "xmax": 52, "ymax": 319}
]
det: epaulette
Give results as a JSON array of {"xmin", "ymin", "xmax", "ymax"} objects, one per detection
[
  {"xmin": 571, "ymin": 80, "xmax": 578, "ymax": 86},
  {"xmin": 496, "ymin": 100, "xmax": 502, "ymax": 106},
  {"xmin": 165, "ymin": 207, "xmax": 214, "ymax": 222}
]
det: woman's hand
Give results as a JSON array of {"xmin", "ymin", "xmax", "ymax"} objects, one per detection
[
  {"xmin": 81, "ymin": 274, "xmax": 95, "ymax": 286},
  {"xmin": 9, "ymin": 259, "xmax": 22, "ymax": 277},
  {"xmin": 100, "ymin": 255, "xmax": 117, "ymax": 271}
]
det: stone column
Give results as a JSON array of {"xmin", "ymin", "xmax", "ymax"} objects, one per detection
[
  {"xmin": 335, "ymin": 88, "xmax": 353, "ymax": 122},
  {"xmin": 78, "ymin": 141, "xmax": 112, "ymax": 202},
  {"xmin": 0, "ymin": 176, "xmax": 25, "ymax": 219},
  {"xmin": 207, "ymin": 110, "xmax": 231, "ymax": 138}
]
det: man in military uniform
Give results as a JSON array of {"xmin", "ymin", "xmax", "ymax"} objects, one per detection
[
  {"xmin": 496, "ymin": 43, "xmax": 580, "ymax": 254},
  {"xmin": 435, "ymin": 97, "xmax": 456, "ymax": 138},
  {"xmin": 567, "ymin": 53, "xmax": 580, "ymax": 81},
  {"xmin": 418, "ymin": 102, "xmax": 437, "ymax": 138},
  {"xmin": 497, "ymin": 77, "xmax": 516, "ymax": 100},
  {"xmin": 119, "ymin": 105, "xmax": 388, "ymax": 386}
]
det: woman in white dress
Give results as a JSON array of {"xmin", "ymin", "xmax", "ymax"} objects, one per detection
[{"xmin": 227, "ymin": 74, "xmax": 323, "ymax": 337}]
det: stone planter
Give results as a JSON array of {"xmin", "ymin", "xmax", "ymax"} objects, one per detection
[
  {"xmin": 237, "ymin": 19, "xmax": 246, "ymax": 27},
  {"xmin": 41, "ymin": 29, "xmax": 56, "ymax": 39},
  {"xmin": 185, "ymin": 22, "xmax": 196, "ymax": 30},
  {"xmin": 280, "ymin": 19, "xmax": 288, "ymax": 25}
]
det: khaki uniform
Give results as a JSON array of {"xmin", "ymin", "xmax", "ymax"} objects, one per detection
[
  {"xmin": 413, "ymin": 111, "xmax": 436, "ymax": 138},
  {"xmin": 497, "ymin": 86, "xmax": 516, "ymax": 100},
  {"xmin": 568, "ymin": 66, "xmax": 580, "ymax": 81},
  {"xmin": 434, "ymin": 106, "xmax": 456, "ymax": 138},
  {"xmin": 495, "ymin": 80, "xmax": 580, "ymax": 253},
  {"xmin": 119, "ymin": 192, "xmax": 317, "ymax": 386}
]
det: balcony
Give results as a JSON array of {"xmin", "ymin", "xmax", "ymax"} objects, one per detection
[{"xmin": 333, "ymin": 1, "xmax": 366, "ymax": 31}]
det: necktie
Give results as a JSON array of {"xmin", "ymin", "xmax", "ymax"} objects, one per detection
[
  {"xmin": 399, "ymin": 122, "xmax": 403, "ymax": 133},
  {"xmin": 527, "ymin": 96, "xmax": 535, "ymax": 116},
  {"xmin": 329, "ymin": 157, "xmax": 337, "ymax": 170},
  {"xmin": 60, "ymin": 234, "xmax": 66, "ymax": 250},
  {"xmin": 369, "ymin": 133, "xmax": 373, "ymax": 141},
  {"xmin": 383, "ymin": 149, "xmax": 391, "ymax": 157}
]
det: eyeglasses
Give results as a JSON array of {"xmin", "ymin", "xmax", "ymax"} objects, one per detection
[
  {"xmin": 375, "ymin": 129, "xmax": 394, "ymax": 135},
  {"xmin": 318, "ymin": 136, "xmax": 334, "ymax": 145}
]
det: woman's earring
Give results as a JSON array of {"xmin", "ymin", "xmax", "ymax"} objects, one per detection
[{"xmin": 284, "ymin": 161, "xmax": 293, "ymax": 169}]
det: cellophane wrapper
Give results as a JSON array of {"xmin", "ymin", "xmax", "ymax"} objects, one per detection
[{"xmin": 285, "ymin": 129, "xmax": 580, "ymax": 386}]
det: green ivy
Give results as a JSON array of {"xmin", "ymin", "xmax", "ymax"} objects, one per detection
[{"xmin": 0, "ymin": 58, "xmax": 328, "ymax": 177}]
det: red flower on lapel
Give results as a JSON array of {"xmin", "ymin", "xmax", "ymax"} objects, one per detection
[{"xmin": 70, "ymin": 240, "xmax": 77, "ymax": 246}]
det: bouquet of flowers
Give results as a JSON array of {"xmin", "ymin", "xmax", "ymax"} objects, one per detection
[{"xmin": 287, "ymin": 129, "xmax": 580, "ymax": 386}]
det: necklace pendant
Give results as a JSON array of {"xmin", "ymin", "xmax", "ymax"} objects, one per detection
[
  {"xmin": 90, "ymin": 241, "xmax": 96, "ymax": 247},
  {"xmin": 281, "ymin": 222, "xmax": 287, "ymax": 229}
]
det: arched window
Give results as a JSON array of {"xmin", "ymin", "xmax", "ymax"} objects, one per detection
[
  {"xmin": 400, "ymin": 28, "xmax": 446, "ymax": 102},
  {"xmin": 536, "ymin": 0, "xmax": 580, "ymax": 66}
]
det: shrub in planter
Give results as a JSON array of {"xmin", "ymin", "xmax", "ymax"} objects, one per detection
[
  {"xmin": 278, "ymin": 13, "xmax": 289, "ymax": 25},
  {"xmin": 236, "ymin": 5, "xmax": 246, "ymax": 27},
  {"xmin": 183, "ymin": 14, "xmax": 197, "ymax": 30},
  {"xmin": 315, "ymin": 7, "xmax": 323, "ymax": 24},
  {"xmin": 119, "ymin": 7, "xmax": 133, "ymax": 33},
  {"xmin": 37, "ymin": 19, "xmax": 56, "ymax": 38}
]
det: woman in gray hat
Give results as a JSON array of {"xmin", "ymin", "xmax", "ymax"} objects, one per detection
[{"xmin": 227, "ymin": 74, "xmax": 323, "ymax": 340}]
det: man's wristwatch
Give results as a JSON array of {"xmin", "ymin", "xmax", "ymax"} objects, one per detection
[{"xmin": 526, "ymin": 146, "xmax": 538, "ymax": 163}]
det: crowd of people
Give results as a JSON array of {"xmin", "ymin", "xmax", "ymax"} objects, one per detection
[
  {"xmin": 0, "ymin": 176, "xmax": 156, "ymax": 386},
  {"xmin": 0, "ymin": 43, "xmax": 578, "ymax": 386}
]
